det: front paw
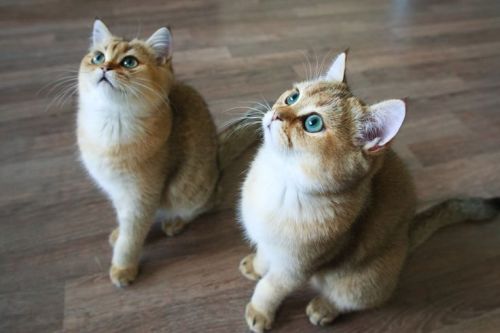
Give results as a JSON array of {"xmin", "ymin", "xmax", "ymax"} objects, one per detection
[
  {"xmin": 109, "ymin": 265, "xmax": 138, "ymax": 288},
  {"xmin": 239, "ymin": 254, "xmax": 261, "ymax": 281},
  {"xmin": 245, "ymin": 303, "xmax": 273, "ymax": 333}
]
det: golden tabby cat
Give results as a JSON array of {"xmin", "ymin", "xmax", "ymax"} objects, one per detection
[
  {"xmin": 238, "ymin": 52, "xmax": 500, "ymax": 332},
  {"xmin": 77, "ymin": 20, "xmax": 257, "ymax": 287}
]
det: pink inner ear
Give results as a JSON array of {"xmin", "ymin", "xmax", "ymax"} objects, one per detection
[
  {"xmin": 363, "ymin": 124, "xmax": 382, "ymax": 142},
  {"xmin": 363, "ymin": 100, "xmax": 405, "ymax": 149}
]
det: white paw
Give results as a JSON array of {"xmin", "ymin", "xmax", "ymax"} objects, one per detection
[{"xmin": 245, "ymin": 303, "xmax": 273, "ymax": 333}]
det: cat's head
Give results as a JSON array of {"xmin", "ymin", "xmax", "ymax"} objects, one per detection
[
  {"xmin": 78, "ymin": 20, "xmax": 174, "ymax": 107},
  {"xmin": 263, "ymin": 52, "xmax": 406, "ymax": 191}
]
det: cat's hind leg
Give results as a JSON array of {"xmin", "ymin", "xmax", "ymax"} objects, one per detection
[
  {"xmin": 305, "ymin": 295, "xmax": 339, "ymax": 326},
  {"xmin": 160, "ymin": 161, "xmax": 218, "ymax": 237},
  {"xmin": 162, "ymin": 217, "xmax": 190, "ymax": 237},
  {"xmin": 239, "ymin": 247, "xmax": 269, "ymax": 281},
  {"xmin": 307, "ymin": 242, "xmax": 406, "ymax": 326},
  {"xmin": 306, "ymin": 273, "xmax": 352, "ymax": 327},
  {"xmin": 157, "ymin": 208, "xmax": 200, "ymax": 237}
]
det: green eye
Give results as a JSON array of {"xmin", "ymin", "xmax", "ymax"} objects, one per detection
[
  {"xmin": 303, "ymin": 114, "xmax": 324, "ymax": 133},
  {"xmin": 285, "ymin": 91, "xmax": 300, "ymax": 105},
  {"xmin": 91, "ymin": 51, "xmax": 105, "ymax": 65},
  {"xmin": 121, "ymin": 56, "xmax": 138, "ymax": 68}
]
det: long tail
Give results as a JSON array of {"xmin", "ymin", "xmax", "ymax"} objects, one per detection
[
  {"xmin": 210, "ymin": 104, "xmax": 269, "ymax": 211},
  {"xmin": 409, "ymin": 197, "xmax": 500, "ymax": 252}
]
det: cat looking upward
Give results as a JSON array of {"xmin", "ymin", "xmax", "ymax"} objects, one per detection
[
  {"xmin": 77, "ymin": 20, "xmax": 256, "ymax": 287},
  {"xmin": 238, "ymin": 52, "xmax": 500, "ymax": 332}
]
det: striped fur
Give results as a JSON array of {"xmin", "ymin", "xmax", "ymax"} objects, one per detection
[
  {"xmin": 410, "ymin": 197, "xmax": 500, "ymax": 252},
  {"xmin": 238, "ymin": 52, "xmax": 500, "ymax": 332}
]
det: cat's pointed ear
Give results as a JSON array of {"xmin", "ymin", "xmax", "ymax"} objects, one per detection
[
  {"xmin": 360, "ymin": 99, "xmax": 406, "ymax": 153},
  {"xmin": 146, "ymin": 27, "xmax": 172, "ymax": 64},
  {"xmin": 92, "ymin": 19, "xmax": 112, "ymax": 46},
  {"xmin": 324, "ymin": 52, "xmax": 347, "ymax": 82}
]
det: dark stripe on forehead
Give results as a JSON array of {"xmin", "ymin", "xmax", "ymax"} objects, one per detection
[
  {"xmin": 307, "ymin": 85, "xmax": 332, "ymax": 97},
  {"xmin": 331, "ymin": 83, "xmax": 351, "ymax": 97},
  {"xmin": 310, "ymin": 87, "xmax": 352, "ymax": 108},
  {"xmin": 316, "ymin": 97, "xmax": 333, "ymax": 107},
  {"xmin": 105, "ymin": 42, "xmax": 137, "ymax": 61},
  {"xmin": 307, "ymin": 82, "xmax": 351, "ymax": 97},
  {"xmin": 116, "ymin": 42, "xmax": 131, "ymax": 54},
  {"xmin": 110, "ymin": 42, "xmax": 118, "ymax": 53}
]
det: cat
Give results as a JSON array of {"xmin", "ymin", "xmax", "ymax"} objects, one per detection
[
  {"xmin": 77, "ymin": 20, "xmax": 257, "ymax": 287},
  {"xmin": 238, "ymin": 51, "xmax": 500, "ymax": 332}
]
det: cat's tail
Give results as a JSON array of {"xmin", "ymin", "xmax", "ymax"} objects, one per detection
[
  {"xmin": 409, "ymin": 197, "xmax": 500, "ymax": 252},
  {"xmin": 208, "ymin": 104, "xmax": 268, "ymax": 211},
  {"xmin": 216, "ymin": 104, "xmax": 267, "ymax": 171}
]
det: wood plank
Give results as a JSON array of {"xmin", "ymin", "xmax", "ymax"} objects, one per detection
[{"xmin": 1, "ymin": 0, "xmax": 499, "ymax": 332}]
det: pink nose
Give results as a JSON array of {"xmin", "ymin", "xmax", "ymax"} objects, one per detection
[{"xmin": 272, "ymin": 112, "xmax": 282, "ymax": 121}]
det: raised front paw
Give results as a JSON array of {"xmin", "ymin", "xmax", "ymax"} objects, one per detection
[
  {"xmin": 245, "ymin": 303, "xmax": 272, "ymax": 333},
  {"xmin": 161, "ymin": 218, "xmax": 188, "ymax": 237},
  {"xmin": 239, "ymin": 254, "xmax": 261, "ymax": 281},
  {"xmin": 306, "ymin": 296, "xmax": 338, "ymax": 326},
  {"xmin": 109, "ymin": 265, "xmax": 138, "ymax": 288}
]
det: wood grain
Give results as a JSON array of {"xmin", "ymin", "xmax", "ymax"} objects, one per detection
[{"xmin": 1, "ymin": 0, "xmax": 500, "ymax": 332}]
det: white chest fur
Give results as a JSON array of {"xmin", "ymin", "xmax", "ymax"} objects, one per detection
[
  {"xmin": 77, "ymin": 92, "xmax": 142, "ymax": 203},
  {"xmin": 240, "ymin": 147, "xmax": 336, "ymax": 248},
  {"xmin": 79, "ymin": 148, "xmax": 137, "ymax": 204},
  {"xmin": 78, "ymin": 90, "xmax": 145, "ymax": 146}
]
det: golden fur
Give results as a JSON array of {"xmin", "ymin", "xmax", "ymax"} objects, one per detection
[
  {"xmin": 239, "ymin": 52, "xmax": 500, "ymax": 332},
  {"xmin": 77, "ymin": 20, "xmax": 258, "ymax": 287}
]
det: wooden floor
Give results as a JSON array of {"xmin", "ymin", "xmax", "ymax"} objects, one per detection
[{"xmin": 1, "ymin": 0, "xmax": 500, "ymax": 332}]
